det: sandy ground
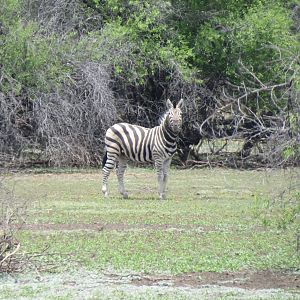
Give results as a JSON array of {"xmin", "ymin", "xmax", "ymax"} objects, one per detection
[{"xmin": 1, "ymin": 269, "xmax": 299, "ymax": 300}]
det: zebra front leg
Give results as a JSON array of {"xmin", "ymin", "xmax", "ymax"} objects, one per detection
[
  {"xmin": 117, "ymin": 157, "xmax": 129, "ymax": 199},
  {"xmin": 155, "ymin": 159, "xmax": 165, "ymax": 200},
  {"xmin": 102, "ymin": 153, "xmax": 117, "ymax": 198},
  {"xmin": 162, "ymin": 158, "xmax": 171, "ymax": 199}
]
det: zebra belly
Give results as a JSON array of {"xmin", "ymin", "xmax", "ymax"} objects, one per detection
[{"xmin": 127, "ymin": 142, "xmax": 153, "ymax": 163}]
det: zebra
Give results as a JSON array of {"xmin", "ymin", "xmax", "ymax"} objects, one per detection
[{"xmin": 102, "ymin": 98, "xmax": 184, "ymax": 200}]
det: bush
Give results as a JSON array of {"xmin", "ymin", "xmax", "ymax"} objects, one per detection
[
  {"xmin": 0, "ymin": 178, "xmax": 26, "ymax": 272},
  {"xmin": 0, "ymin": 0, "xmax": 299, "ymax": 167},
  {"xmin": 252, "ymin": 189, "xmax": 300, "ymax": 230}
]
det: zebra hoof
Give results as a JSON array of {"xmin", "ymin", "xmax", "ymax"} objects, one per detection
[
  {"xmin": 122, "ymin": 192, "xmax": 129, "ymax": 199},
  {"xmin": 159, "ymin": 194, "xmax": 166, "ymax": 200},
  {"xmin": 102, "ymin": 186, "xmax": 108, "ymax": 198}
]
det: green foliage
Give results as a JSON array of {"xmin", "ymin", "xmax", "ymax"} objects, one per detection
[
  {"xmin": 1, "ymin": 0, "xmax": 298, "ymax": 92},
  {"xmin": 0, "ymin": 0, "xmax": 23, "ymax": 27},
  {"xmin": 1, "ymin": 0, "xmax": 298, "ymax": 95},
  {"xmin": 0, "ymin": 24, "xmax": 67, "ymax": 93},
  {"xmin": 283, "ymin": 112, "xmax": 300, "ymax": 161},
  {"xmin": 252, "ymin": 192, "xmax": 300, "ymax": 230},
  {"xmin": 0, "ymin": 0, "xmax": 70, "ymax": 94},
  {"xmin": 75, "ymin": 1, "xmax": 195, "ymax": 84},
  {"xmin": 230, "ymin": 2, "xmax": 297, "ymax": 82},
  {"xmin": 0, "ymin": 0, "xmax": 299, "ymax": 166},
  {"xmin": 193, "ymin": 1, "xmax": 298, "ymax": 83},
  {"xmin": 283, "ymin": 144, "xmax": 300, "ymax": 161}
]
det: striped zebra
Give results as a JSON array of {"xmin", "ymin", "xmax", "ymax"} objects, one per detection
[{"xmin": 102, "ymin": 99, "xmax": 184, "ymax": 200}]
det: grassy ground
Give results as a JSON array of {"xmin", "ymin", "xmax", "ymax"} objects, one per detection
[{"xmin": 0, "ymin": 167, "xmax": 299, "ymax": 299}]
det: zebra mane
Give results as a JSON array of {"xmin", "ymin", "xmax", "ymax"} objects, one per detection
[{"xmin": 158, "ymin": 109, "xmax": 170, "ymax": 125}]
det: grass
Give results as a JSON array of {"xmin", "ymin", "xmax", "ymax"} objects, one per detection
[
  {"xmin": 2, "ymin": 167, "xmax": 298, "ymax": 275},
  {"xmin": 20, "ymin": 227, "xmax": 298, "ymax": 273}
]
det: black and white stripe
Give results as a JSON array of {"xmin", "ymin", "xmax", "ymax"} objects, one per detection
[{"xmin": 102, "ymin": 99, "xmax": 184, "ymax": 199}]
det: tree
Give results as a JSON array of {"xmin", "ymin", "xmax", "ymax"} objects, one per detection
[{"xmin": 0, "ymin": 0, "xmax": 299, "ymax": 167}]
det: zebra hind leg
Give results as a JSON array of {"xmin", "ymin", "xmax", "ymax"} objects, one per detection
[
  {"xmin": 116, "ymin": 157, "xmax": 128, "ymax": 199},
  {"xmin": 102, "ymin": 152, "xmax": 117, "ymax": 198}
]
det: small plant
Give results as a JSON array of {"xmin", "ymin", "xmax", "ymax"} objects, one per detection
[{"xmin": 252, "ymin": 190, "xmax": 300, "ymax": 230}]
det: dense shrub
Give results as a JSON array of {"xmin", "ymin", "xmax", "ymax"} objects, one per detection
[{"xmin": 0, "ymin": 0, "xmax": 299, "ymax": 166}]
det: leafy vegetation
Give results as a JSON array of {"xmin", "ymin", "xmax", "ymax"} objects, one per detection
[
  {"xmin": 0, "ymin": 0, "xmax": 299, "ymax": 166},
  {"xmin": 252, "ymin": 191, "xmax": 300, "ymax": 230}
]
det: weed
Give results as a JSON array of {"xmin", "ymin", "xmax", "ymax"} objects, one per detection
[{"xmin": 252, "ymin": 191, "xmax": 300, "ymax": 230}]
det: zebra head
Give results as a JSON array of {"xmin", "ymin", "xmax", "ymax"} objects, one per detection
[{"xmin": 165, "ymin": 99, "xmax": 184, "ymax": 134}]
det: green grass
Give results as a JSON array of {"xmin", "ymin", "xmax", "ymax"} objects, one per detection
[{"xmin": 3, "ymin": 167, "xmax": 300, "ymax": 274}]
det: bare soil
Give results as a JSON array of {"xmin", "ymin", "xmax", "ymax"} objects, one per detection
[
  {"xmin": 20, "ymin": 222, "xmax": 211, "ymax": 232},
  {"xmin": 131, "ymin": 270, "xmax": 300, "ymax": 291}
]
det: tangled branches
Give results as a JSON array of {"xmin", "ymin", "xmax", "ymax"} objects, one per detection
[
  {"xmin": 196, "ymin": 52, "xmax": 300, "ymax": 167},
  {"xmin": 23, "ymin": 0, "xmax": 102, "ymax": 36},
  {"xmin": 34, "ymin": 62, "xmax": 117, "ymax": 166},
  {"xmin": 0, "ymin": 62, "xmax": 117, "ymax": 167},
  {"xmin": 0, "ymin": 82, "xmax": 37, "ymax": 166},
  {"xmin": 0, "ymin": 179, "xmax": 27, "ymax": 273},
  {"xmin": 1, "ymin": 0, "xmax": 298, "ymax": 168}
]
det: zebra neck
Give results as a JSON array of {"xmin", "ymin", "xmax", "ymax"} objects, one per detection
[{"xmin": 161, "ymin": 123, "xmax": 177, "ymax": 144}]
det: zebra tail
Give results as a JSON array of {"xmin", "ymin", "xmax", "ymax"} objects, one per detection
[{"xmin": 102, "ymin": 150, "xmax": 108, "ymax": 168}]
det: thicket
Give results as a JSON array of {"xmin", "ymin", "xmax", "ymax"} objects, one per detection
[{"xmin": 0, "ymin": 0, "xmax": 299, "ymax": 167}]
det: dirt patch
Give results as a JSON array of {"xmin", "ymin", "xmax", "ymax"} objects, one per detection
[
  {"xmin": 1, "ymin": 270, "xmax": 298, "ymax": 300},
  {"xmin": 19, "ymin": 222, "xmax": 215, "ymax": 232},
  {"xmin": 132, "ymin": 270, "xmax": 300, "ymax": 290},
  {"xmin": 20, "ymin": 222, "xmax": 107, "ymax": 232}
]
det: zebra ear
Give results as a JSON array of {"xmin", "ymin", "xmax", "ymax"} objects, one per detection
[
  {"xmin": 176, "ymin": 98, "xmax": 184, "ymax": 109},
  {"xmin": 166, "ymin": 99, "xmax": 174, "ymax": 110}
]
